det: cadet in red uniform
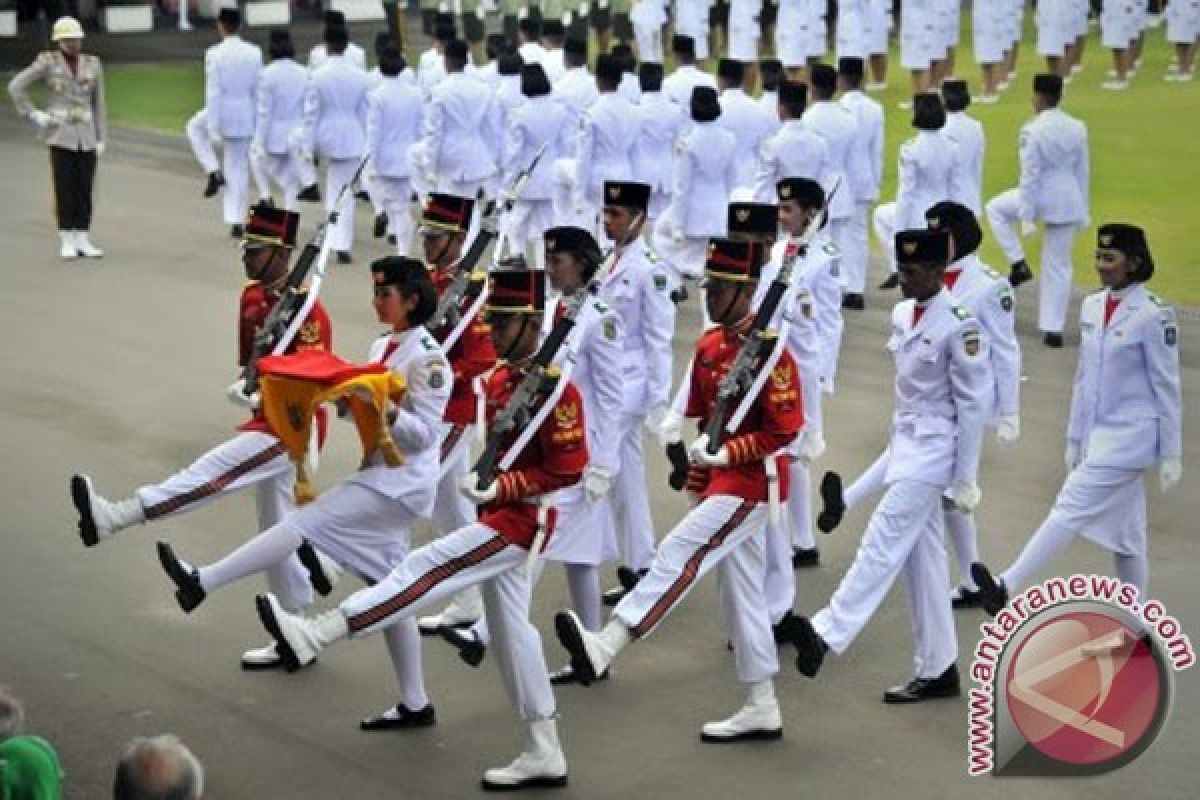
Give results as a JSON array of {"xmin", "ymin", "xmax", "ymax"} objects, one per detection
[
  {"xmin": 414, "ymin": 193, "xmax": 499, "ymax": 634},
  {"xmin": 68, "ymin": 204, "xmax": 335, "ymax": 670},
  {"xmin": 255, "ymin": 267, "xmax": 587, "ymax": 792},
  {"xmin": 553, "ymin": 238, "xmax": 806, "ymax": 744}
]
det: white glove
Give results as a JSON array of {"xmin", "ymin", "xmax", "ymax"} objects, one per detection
[
  {"xmin": 652, "ymin": 407, "xmax": 682, "ymax": 445},
  {"xmin": 1065, "ymin": 439, "xmax": 1082, "ymax": 472},
  {"xmin": 29, "ymin": 109, "xmax": 51, "ymax": 128},
  {"xmin": 226, "ymin": 378, "xmax": 260, "ymax": 410},
  {"xmin": 583, "ymin": 466, "xmax": 612, "ymax": 504},
  {"xmin": 796, "ymin": 429, "xmax": 826, "ymax": 465},
  {"xmin": 459, "ymin": 471, "xmax": 499, "ymax": 505},
  {"xmin": 1160, "ymin": 458, "xmax": 1182, "ymax": 493},
  {"xmin": 688, "ymin": 434, "xmax": 730, "ymax": 467},
  {"xmin": 1020, "ymin": 220, "xmax": 1037, "ymax": 237},
  {"xmin": 948, "ymin": 481, "xmax": 982, "ymax": 513},
  {"xmin": 995, "ymin": 415, "xmax": 1020, "ymax": 445},
  {"xmin": 95, "ymin": 141, "xmax": 106, "ymax": 157}
]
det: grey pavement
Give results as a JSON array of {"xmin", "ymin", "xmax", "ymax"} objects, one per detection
[{"xmin": 0, "ymin": 117, "xmax": 1197, "ymax": 799}]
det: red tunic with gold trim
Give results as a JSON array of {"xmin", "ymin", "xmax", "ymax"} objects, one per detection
[
  {"xmin": 479, "ymin": 365, "xmax": 589, "ymax": 550},
  {"xmin": 429, "ymin": 267, "xmax": 498, "ymax": 426},
  {"xmin": 236, "ymin": 281, "xmax": 334, "ymax": 438},
  {"xmin": 684, "ymin": 318, "xmax": 804, "ymax": 502}
]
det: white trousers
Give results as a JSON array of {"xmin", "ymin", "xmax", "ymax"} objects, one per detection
[
  {"xmin": 255, "ymin": 151, "xmax": 302, "ymax": 211},
  {"xmin": 500, "ymin": 198, "xmax": 555, "ymax": 265},
  {"xmin": 135, "ymin": 430, "xmax": 312, "ymax": 611},
  {"xmin": 432, "ymin": 423, "xmax": 478, "ymax": 537},
  {"xmin": 612, "ymin": 495, "xmax": 778, "ymax": 683},
  {"xmin": 611, "ymin": 412, "xmax": 658, "ymax": 572},
  {"xmin": 342, "ymin": 523, "xmax": 558, "ymax": 721},
  {"xmin": 376, "ymin": 175, "xmax": 417, "ymax": 256},
  {"xmin": 985, "ymin": 188, "xmax": 1077, "ymax": 333},
  {"xmin": 185, "ymin": 112, "xmax": 252, "ymax": 225},
  {"xmin": 762, "ymin": 459, "xmax": 815, "ymax": 625},
  {"xmin": 842, "ymin": 200, "xmax": 872, "ymax": 294},
  {"xmin": 185, "ymin": 110, "xmax": 219, "ymax": 174},
  {"xmin": 631, "ymin": 0, "xmax": 666, "ymax": 62},
  {"xmin": 323, "ymin": 156, "xmax": 361, "ymax": 253},
  {"xmin": 812, "ymin": 479, "xmax": 958, "ymax": 680},
  {"xmin": 872, "ymin": 201, "xmax": 898, "ymax": 275}
]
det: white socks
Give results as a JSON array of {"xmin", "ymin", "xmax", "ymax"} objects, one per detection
[
  {"xmin": 1002, "ymin": 514, "xmax": 1076, "ymax": 592},
  {"xmin": 383, "ymin": 618, "xmax": 430, "ymax": 711},
  {"xmin": 945, "ymin": 508, "xmax": 980, "ymax": 590},
  {"xmin": 565, "ymin": 563, "xmax": 602, "ymax": 631},
  {"xmin": 198, "ymin": 523, "xmax": 304, "ymax": 593}
]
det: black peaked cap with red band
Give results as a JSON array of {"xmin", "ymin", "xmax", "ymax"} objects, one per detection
[
  {"xmin": 704, "ymin": 238, "xmax": 765, "ymax": 282},
  {"xmin": 245, "ymin": 203, "xmax": 299, "ymax": 247},
  {"xmin": 486, "ymin": 269, "xmax": 546, "ymax": 315},
  {"xmin": 421, "ymin": 193, "xmax": 474, "ymax": 235}
]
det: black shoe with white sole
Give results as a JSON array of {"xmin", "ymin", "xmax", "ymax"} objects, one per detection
[{"xmin": 156, "ymin": 541, "xmax": 206, "ymax": 613}]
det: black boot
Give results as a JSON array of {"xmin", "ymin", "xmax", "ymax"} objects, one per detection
[
  {"xmin": 1009, "ymin": 259, "xmax": 1034, "ymax": 288},
  {"xmin": 373, "ymin": 212, "xmax": 389, "ymax": 238},
  {"xmin": 877, "ymin": 273, "xmax": 900, "ymax": 290},
  {"xmin": 842, "ymin": 293, "xmax": 865, "ymax": 310},
  {"xmin": 815, "ymin": 471, "xmax": 845, "ymax": 533},
  {"xmin": 297, "ymin": 184, "xmax": 321, "ymax": 203},
  {"xmin": 883, "ymin": 664, "xmax": 961, "ymax": 703},
  {"xmin": 203, "ymin": 171, "xmax": 225, "ymax": 198},
  {"xmin": 156, "ymin": 541, "xmax": 206, "ymax": 613},
  {"xmin": 360, "ymin": 702, "xmax": 437, "ymax": 731},
  {"xmin": 971, "ymin": 563, "xmax": 1009, "ymax": 616}
]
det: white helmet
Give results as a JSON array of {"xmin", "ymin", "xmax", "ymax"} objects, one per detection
[{"xmin": 51, "ymin": 16, "xmax": 85, "ymax": 42}]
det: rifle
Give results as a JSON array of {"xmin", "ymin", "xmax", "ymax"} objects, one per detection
[
  {"xmin": 702, "ymin": 182, "xmax": 837, "ymax": 455},
  {"xmin": 472, "ymin": 209, "xmax": 644, "ymax": 490},
  {"xmin": 428, "ymin": 142, "xmax": 549, "ymax": 338},
  {"xmin": 239, "ymin": 157, "xmax": 368, "ymax": 397}
]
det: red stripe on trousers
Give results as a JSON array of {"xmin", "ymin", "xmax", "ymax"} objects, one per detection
[{"xmin": 143, "ymin": 442, "xmax": 286, "ymax": 520}]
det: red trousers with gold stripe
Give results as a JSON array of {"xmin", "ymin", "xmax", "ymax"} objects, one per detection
[
  {"xmin": 611, "ymin": 494, "xmax": 779, "ymax": 684},
  {"xmin": 340, "ymin": 522, "xmax": 557, "ymax": 722}
]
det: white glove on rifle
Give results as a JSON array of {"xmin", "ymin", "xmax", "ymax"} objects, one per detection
[
  {"xmin": 1020, "ymin": 220, "xmax": 1037, "ymax": 237},
  {"xmin": 459, "ymin": 471, "xmax": 499, "ymax": 505},
  {"xmin": 995, "ymin": 415, "xmax": 1020, "ymax": 445},
  {"xmin": 583, "ymin": 466, "xmax": 612, "ymax": 504},
  {"xmin": 654, "ymin": 408, "xmax": 684, "ymax": 446},
  {"xmin": 644, "ymin": 406, "xmax": 668, "ymax": 438},
  {"xmin": 226, "ymin": 378, "xmax": 260, "ymax": 410},
  {"xmin": 796, "ymin": 430, "xmax": 826, "ymax": 466},
  {"xmin": 688, "ymin": 434, "xmax": 730, "ymax": 467},
  {"xmin": 29, "ymin": 109, "xmax": 51, "ymax": 129},
  {"xmin": 1160, "ymin": 458, "xmax": 1182, "ymax": 493},
  {"xmin": 947, "ymin": 481, "xmax": 982, "ymax": 513},
  {"xmin": 1064, "ymin": 439, "xmax": 1082, "ymax": 472}
]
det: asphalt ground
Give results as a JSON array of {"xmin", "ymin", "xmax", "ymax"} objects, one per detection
[{"xmin": 0, "ymin": 112, "xmax": 1197, "ymax": 798}]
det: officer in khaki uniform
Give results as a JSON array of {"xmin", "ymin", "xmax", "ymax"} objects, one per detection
[{"xmin": 8, "ymin": 16, "xmax": 107, "ymax": 260}]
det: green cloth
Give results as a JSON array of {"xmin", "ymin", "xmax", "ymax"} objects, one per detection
[{"xmin": 0, "ymin": 736, "xmax": 63, "ymax": 800}]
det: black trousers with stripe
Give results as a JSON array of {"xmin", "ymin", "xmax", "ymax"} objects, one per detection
[{"xmin": 50, "ymin": 145, "xmax": 97, "ymax": 231}]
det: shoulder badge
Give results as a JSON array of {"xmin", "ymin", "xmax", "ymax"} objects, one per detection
[
  {"xmin": 822, "ymin": 242, "xmax": 839, "ymax": 258},
  {"xmin": 983, "ymin": 267, "xmax": 1002, "ymax": 280},
  {"xmin": 1165, "ymin": 325, "xmax": 1178, "ymax": 347},
  {"xmin": 771, "ymin": 361, "xmax": 793, "ymax": 389},
  {"xmin": 427, "ymin": 358, "xmax": 446, "ymax": 389},
  {"xmin": 603, "ymin": 318, "xmax": 618, "ymax": 341},
  {"xmin": 962, "ymin": 328, "xmax": 982, "ymax": 357}
]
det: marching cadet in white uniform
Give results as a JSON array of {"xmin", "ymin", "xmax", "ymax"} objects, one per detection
[
  {"xmin": 1036, "ymin": 0, "xmax": 1070, "ymax": 76},
  {"xmin": 418, "ymin": 16, "xmax": 456, "ymax": 100},
  {"xmin": 757, "ymin": 58, "xmax": 785, "ymax": 124},
  {"xmin": 716, "ymin": 59, "xmax": 777, "ymax": 193},
  {"xmin": 985, "ymin": 74, "xmax": 1089, "ymax": 348},
  {"xmin": 70, "ymin": 206, "xmax": 333, "ymax": 670},
  {"xmin": 256, "ymin": 268, "xmax": 586, "ymax": 791},
  {"xmin": 775, "ymin": 0, "xmax": 821, "ymax": 80},
  {"xmin": 727, "ymin": 0, "xmax": 763, "ymax": 65},
  {"xmin": 303, "ymin": 24, "xmax": 370, "ymax": 264},
  {"xmin": 874, "ymin": 93, "xmax": 962, "ymax": 290},
  {"xmin": 307, "ymin": 11, "xmax": 368, "ymax": 72},
  {"xmin": 555, "ymin": 55, "xmax": 640, "ymax": 235},
  {"xmin": 753, "ymin": 81, "xmax": 828, "ymax": 206},
  {"xmin": 899, "ymin": 0, "xmax": 937, "ymax": 97},
  {"xmin": 413, "ymin": 39, "xmax": 498, "ymax": 229},
  {"xmin": 836, "ymin": 0, "xmax": 869, "ymax": 60},
  {"xmin": 973, "ymin": 0, "xmax": 1009, "ymax": 100},
  {"xmin": 596, "ymin": 183, "xmax": 676, "ymax": 606},
  {"xmin": 552, "ymin": 38, "xmax": 598, "ymax": 129},
  {"xmin": 837, "ymin": 58, "xmax": 884, "ymax": 310},
  {"xmin": 662, "ymin": 35, "xmax": 717, "ymax": 106},
  {"xmin": 366, "ymin": 45, "xmax": 423, "ymax": 256},
  {"xmin": 803, "ymin": 64, "xmax": 858, "ymax": 274},
  {"xmin": 487, "ymin": 53, "xmax": 528, "ymax": 201},
  {"xmin": 675, "ymin": 0, "xmax": 712, "ymax": 60},
  {"xmin": 790, "ymin": 229, "xmax": 989, "ymax": 703},
  {"xmin": 1166, "ymin": 0, "xmax": 1200, "ymax": 81},
  {"xmin": 866, "ymin": 0, "xmax": 892, "ymax": 89},
  {"xmin": 654, "ymin": 87, "xmax": 737, "ymax": 288},
  {"xmin": 940, "ymin": 79, "xmax": 985, "ymax": 216},
  {"xmin": 501, "ymin": 64, "xmax": 572, "ymax": 266},
  {"xmin": 973, "ymin": 224, "xmax": 1182, "ymax": 612},
  {"xmin": 554, "ymin": 238, "xmax": 806, "ymax": 741},
  {"xmin": 631, "ymin": 0, "xmax": 668, "ymax": 62},
  {"xmin": 1102, "ymin": 0, "xmax": 1141, "ymax": 89},
  {"xmin": 188, "ymin": 8, "xmax": 261, "ymax": 237},
  {"xmin": 158, "ymin": 257, "xmax": 449, "ymax": 732},
  {"xmin": 631, "ymin": 63, "xmax": 687, "ymax": 224},
  {"xmin": 251, "ymin": 30, "xmax": 306, "ymax": 212}
]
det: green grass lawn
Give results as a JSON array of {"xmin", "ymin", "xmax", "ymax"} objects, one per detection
[{"xmin": 100, "ymin": 19, "xmax": 1200, "ymax": 304}]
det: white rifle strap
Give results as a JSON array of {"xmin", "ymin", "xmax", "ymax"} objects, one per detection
[
  {"xmin": 442, "ymin": 284, "xmax": 489, "ymax": 352},
  {"xmin": 525, "ymin": 502, "xmax": 551, "ymax": 577},
  {"xmin": 474, "ymin": 374, "xmax": 487, "ymax": 448},
  {"xmin": 764, "ymin": 451, "xmax": 785, "ymax": 534},
  {"xmin": 669, "ymin": 358, "xmax": 694, "ymax": 420},
  {"xmin": 725, "ymin": 324, "xmax": 789, "ymax": 433},
  {"xmin": 497, "ymin": 357, "xmax": 574, "ymax": 473}
]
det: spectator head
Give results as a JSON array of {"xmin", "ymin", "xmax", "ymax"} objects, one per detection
[
  {"xmin": 434, "ymin": 12, "xmax": 457, "ymax": 46},
  {"xmin": 541, "ymin": 18, "xmax": 565, "ymax": 46},
  {"xmin": 0, "ymin": 687, "xmax": 24, "ymax": 740},
  {"xmin": 911, "ymin": 92, "xmax": 946, "ymax": 130},
  {"xmin": 216, "ymin": 7, "xmax": 240, "ymax": 34},
  {"xmin": 810, "ymin": 63, "xmax": 837, "ymax": 99},
  {"xmin": 379, "ymin": 44, "xmax": 406, "ymax": 77},
  {"xmin": 374, "ymin": 30, "xmax": 395, "ymax": 60},
  {"xmin": 112, "ymin": 735, "xmax": 204, "ymax": 800},
  {"xmin": 837, "ymin": 57, "xmax": 865, "ymax": 90},
  {"xmin": 759, "ymin": 58, "xmax": 784, "ymax": 92},
  {"xmin": 671, "ymin": 35, "xmax": 696, "ymax": 63},
  {"xmin": 941, "ymin": 78, "xmax": 971, "ymax": 112},
  {"xmin": 564, "ymin": 36, "xmax": 588, "ymax": 68},
  {"xmin": 716, "ymin": 58, "xmax": 745, "ymax": 91},
  {"xmin": 444, "ymin": 39, "xmax": 469, "ymax": 71},
  {"xmin": 267, "ymin": 29, "xmax": 294, "ymax": 62},
  {"xmin": 638, "ymin": 62, "xmax": 664, "ymax": 92}
]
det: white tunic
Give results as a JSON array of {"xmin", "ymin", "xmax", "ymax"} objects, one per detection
[
  {"xmin": 419, "ymin": 72, "xmax": 498, "ymax": 184},
  {"xmin": 802, "ymin": 99, "xmax": 859, "ymax": 220},
  {"xmin": 1017, "ymin": 107, "xmax": 1090, "ymax": 226},
  {"xmin": 366, "ymin": 75, "xmax": 423, "ymax": 179},
  {"xmin": 840, "ymin": 89, "xmax": 885, "ymax": 204},
  {"xmin": 664, "ymin": 119, "xmax": 737, "ymax": 238},
  {"xmin": 717, "ymin": 88, "xmax": 778, "ymax": 191},
  {"xmin": 254, "ymin": 58, "xmax": 306, "ymax": 155},
  {"xmin": 943, "ymin": 110, "xmax": 985, "ymax": 216},
  {"xmin": 893, "ymin": 130, "xmax": 961, "ymax": 232},
  {"xmin": 661, "ymin": 64, "xmax": 717, "ymax": 107},
  {"xmin": 752, "ymin": 118, "xmax": 829, "ymax": 203},
  {"xmin": 945, "ymin": 257, "xmax": 1021, "ymax": 422},
  {"xmin": 304, "ymin": 56, "xmax": 370, "ymax": 160},
  {"xmin": 205, "ymin": 36, "xmax": 263, "ymax": 139}
]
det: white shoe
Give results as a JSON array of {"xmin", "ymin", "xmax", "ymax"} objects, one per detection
[
  {"xmin": 241, "ymin": 641, "xmax": 284, "ymax": 670},
  {"xmin": 864, "ymin": 81, "xmax": 887, "ymax": 92},
  {"xmin": 1102, "ymin": 80, "xmax": 1129, "ymax": 91},
  {"xmin": 552, "ymin": 611, "xmax": 629, "ymax": 685},
  {"xmin": 700, "ymin": 683, "xmax": 783, "ymax": 743},
  {"xmin": 254, "ymin": 592, "xmax": 348, "ymax": 672},
  {"xmin": 70, "ymin": 474, "xmax": 144, "ymax": 547},
  {"xmin": 481, "ymin": 719, "xmax": 568, "ymax": 791},
  {"xmin": 1071, "ymin": 63, "xmax": 1083, "ymax": 76},
  {"xmin": 976, "ymin": 93, "xmax": 1000, "ymax": 104},
  {"xmin": 896, "ymin": 100, "xmax": 912, "ymax": 110},
  {"xmin": 417, "ymin": 586, "xmax": 483, "ymax": 634},
  {"xmin": 59, "ymin": 230, "xmax": 78, "ymax": 260},
  {"xmin": 74, "ymin": 231, "xmax": 103, "ymax": 258},
  {"xmin": 996, "ymin": 80, "xmax": 1011, "ymax": 92}
]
